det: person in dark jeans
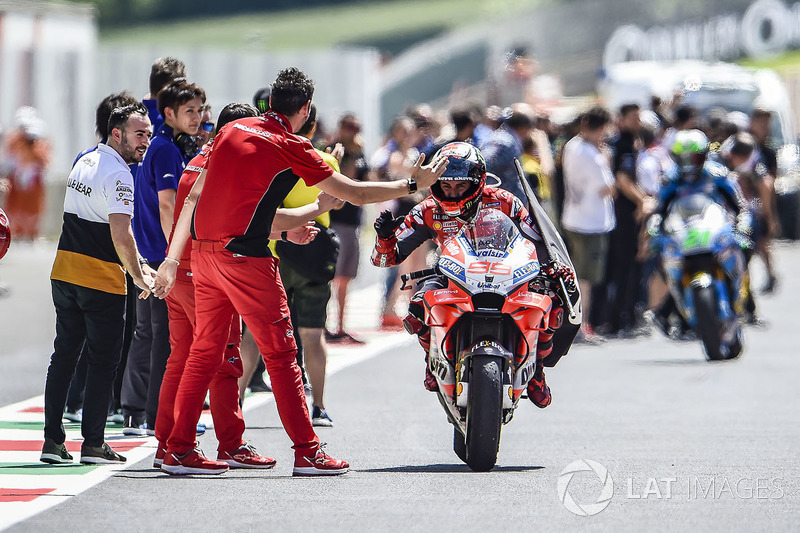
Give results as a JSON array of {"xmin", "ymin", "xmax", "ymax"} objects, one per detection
[
  {"xmin": 41, "ymin": 104, "xmax": 154, "ymax": 464},
  {"xmin": 64, "ymin": 92, "xmax": 142, "ymax": 424},
  {"xmin": 605, "ymin": 103, "xmax": 644, "ymax": 335}
]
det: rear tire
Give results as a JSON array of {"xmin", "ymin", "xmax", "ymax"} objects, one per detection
[
  {"xmin": 465, "ymin": 355, "xmax": 503, "ymax": 472},
  {"xmin": 694, "ymin": 285, "xmax": 724, "ymax": 361}
]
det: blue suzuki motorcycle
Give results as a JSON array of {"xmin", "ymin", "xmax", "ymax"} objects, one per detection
[{"xmin": 654, "ymin": 192, "xmax": 747, "ymax": 360}]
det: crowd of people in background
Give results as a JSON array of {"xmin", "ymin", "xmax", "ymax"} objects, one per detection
[
  {"xmin": 0, "ymin": 53, "xmax": 783, "ymax": 471},
  {"xmin": 320, "ymin": 95, "xmax": 781, "ymax": 343}
]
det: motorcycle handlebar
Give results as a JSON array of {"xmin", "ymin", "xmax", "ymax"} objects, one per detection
[{"xmin": 400, "ymin": 267, "xmax": 439, "ymax": 290}]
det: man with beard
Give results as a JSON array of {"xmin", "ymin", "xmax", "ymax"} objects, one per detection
[{"xmin": 41, "ymin": 104, "xmax": 156, "ymax": 465}]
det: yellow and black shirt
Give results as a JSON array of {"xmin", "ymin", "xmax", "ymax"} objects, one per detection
[{"xmin": 51, "ymin": 144, "xmax": 135, "ymax": 295}]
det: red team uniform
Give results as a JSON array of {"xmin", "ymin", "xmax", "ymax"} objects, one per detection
[
  {"xmin": 155, "ymin": 140, "xmax": 251, "ymax": 462},
  {"xmin": 165, "ymin": 112, "xmax": 340, "ymax": 471}
]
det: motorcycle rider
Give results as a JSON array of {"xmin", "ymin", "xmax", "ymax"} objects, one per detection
[
  {"xmin": 371, "ymin": 142, "xmax": 576, "ymax": 408},
  {"xmin": 647, "ymin": 129, "xmax": 750, "ymax": 335}
]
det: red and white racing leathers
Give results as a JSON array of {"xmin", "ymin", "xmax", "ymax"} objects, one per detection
[{"xmin": 372, "ymin": 186, "xmax": 557, "ymax": 360}]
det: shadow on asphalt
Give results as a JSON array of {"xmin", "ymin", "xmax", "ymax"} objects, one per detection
[
  {"xmin": 361, "ymin": 464, "xmax": 544, "ymax": 473},
  {"xmin": 114, "ymin": 470, "xmax": 297, "ymax": 479},
  {"xmin": 632, "ymin": 358, "xmax": 712, "ymax": 366}
]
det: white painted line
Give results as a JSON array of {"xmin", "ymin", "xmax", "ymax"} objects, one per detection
[{"xmin": 0, "ymin": 316, "xmax": 409, "ymax": 531}]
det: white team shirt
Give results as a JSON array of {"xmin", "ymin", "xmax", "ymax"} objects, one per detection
[
  {"xmin": 561, "ymin": 135, "xmax": 616, "ymax": 234},
  {"xmin": 66, "ymin": 143, "xmax": 134, "ymax": 222}
]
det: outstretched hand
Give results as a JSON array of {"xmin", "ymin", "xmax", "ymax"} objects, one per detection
[{"xmin": 410, "ymin": 153, "xmax": 448, "ymax": 190}]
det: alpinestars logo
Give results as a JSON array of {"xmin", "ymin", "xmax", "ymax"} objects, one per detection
[{"xmin": 557, "ymin": 459, "xmax": 614, "ymax": 516}]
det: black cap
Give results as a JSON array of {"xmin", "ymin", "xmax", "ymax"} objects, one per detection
[{"xmin": 253, "ymin": 87, "xmax": 271, "ymax": 113}]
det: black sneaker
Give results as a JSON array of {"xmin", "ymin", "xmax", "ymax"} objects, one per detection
[
  {"xmin": 80, "ymin": 442, "xmax": 127, "ymax": 464},
  {"xmin": 40, "ymin": 438, "xmax": 73, "ymax": 464}
]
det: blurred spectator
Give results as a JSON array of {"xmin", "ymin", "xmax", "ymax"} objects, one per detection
[
  {"xmin": 0, "ymin": 107, "xmax": 50, "ymax": 242},
  {"xmin": 662, "ymin": 104, "xmax": 697, "ymax": 150},
  {"xmin": 407, "ymin": 104, "xmax": 436, "ymax": 156},
  {"xmin": 748, "ymin": 108, "xmax": 779, "ymax": 294},
  {"xmin": 520, "ymin": 134, "xmax": 547, "ymax": 200},
  {"xmin": 480, "ymin": 103, "xmax": 534, "ymax": 202},
  {"xmin": 723, "ymin": 129, "xmax": 779, "ymax": 298},
  {"xmin": 143, "ymin": 57, "xmax": 186, "ymax": 131},
  {"xmin": 560, "ymin": 106, "xmax": 615, "ymax": 342},
  {"xmin": 370, "ymin": 115, "xmax": 425, "ymax": 329},
  {"xmin": 426, "ymin": 103, "xmax": 480, "ymax": 158},
  {"xmin": 636, "ymin": 111, "xmax": 673, "ymax": 319},
  {"xmin": 327, "ymin": 113, "xmax": 369, "ymax": 344},
  {"xmin": 472, "ymin": 105, "xmax": 503, "ymax": 148},
  {"xmin": 552, "ymin": 115, "xmax": 582, "ymax": 224},
  {"xmin": 605, "ymin": 103, "xmax": 644, "ymax": 335}
]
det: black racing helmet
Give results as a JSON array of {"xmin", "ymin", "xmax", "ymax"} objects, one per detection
[{"xmin": 430, "ymin": 142, "xmax": 486, "ymax": 220}]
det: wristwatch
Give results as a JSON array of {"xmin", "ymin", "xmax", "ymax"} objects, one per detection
[
  {"xmin": 406, "ymin": 177, "xmax": 418, "ymax": 194},
  {"xmin": 138, "ymin": 257, "xmax": 149, "ymax": 266}
]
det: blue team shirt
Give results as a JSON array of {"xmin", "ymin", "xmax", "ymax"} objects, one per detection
[
  {"xmin": 133, "ymin": 124, "xmax": 190, "ymax": 262},
  {"xmin": 480, "ymin": 124, "xmax": 526, "ymax": 202}
]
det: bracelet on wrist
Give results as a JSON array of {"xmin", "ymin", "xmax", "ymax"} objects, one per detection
[
  {"xmin": 281, "ymin": 231, "xmax": 289, "ymax": 242},
  {"xmin": 138, "ymin": 257, "xmax": 149, "ymax": 266},
  {"xmin": 164, "ymin": 257, "xmax": 180, "ymax": 266}
]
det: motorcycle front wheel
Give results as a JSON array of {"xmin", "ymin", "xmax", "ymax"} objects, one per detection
[
  {"xmin": 465, "ymin": 355, "xmax": 503, "ymax": 472},
  {"xmin": 694, "ymin": 285, "xmax": 724, "ymax": 361}
]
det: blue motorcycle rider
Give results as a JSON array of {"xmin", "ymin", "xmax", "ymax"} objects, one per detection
[{"xmin": 647, "ymin": 129, "xmax": 750, "ymax": 336}]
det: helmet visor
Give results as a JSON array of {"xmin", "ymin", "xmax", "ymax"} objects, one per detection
[{"xmin": 440, "ymin": 156, "xmax": 480, "ymax": 182}]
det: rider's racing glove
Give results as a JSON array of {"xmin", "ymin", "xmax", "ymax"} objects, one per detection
[
  {"xmin": 542, "ymin": 260, "xmax": 577, "ymax": 293},
  {"xmin": 374, "ymin": 210, "xmax": 404, "ymax": 239}
]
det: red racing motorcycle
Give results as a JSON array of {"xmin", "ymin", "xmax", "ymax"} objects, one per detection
[{"xmin": 402, "ymin": 208, "xmax": 568, "ymax": 471}]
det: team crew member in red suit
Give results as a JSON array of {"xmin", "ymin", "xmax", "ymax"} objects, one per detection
[
  {"xmin": 152, "ymin": 103, "xmax": 341, "ymax": 469},
  {"xmin": 153, "ymin": 67, "xmax": 448, "ymax": 476},
  {"xmin": 371, "ymin": 142, "xmax": 575, "ymax": 408}
]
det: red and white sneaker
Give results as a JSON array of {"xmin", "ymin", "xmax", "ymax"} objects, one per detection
[
  {"xmin": 292, "ymin": 445, "xmax": 349, "ymax": 476},
  {"xmin": 152, "ymin": 444, "xmax": 166, "ymax": 469},
  {"xmin": 218, "ymin": 442, "xmax": 276, "ymax": 469},
  {"xmin": 161, "ymin": 448, "xmax": 229, "ymax": 476}
]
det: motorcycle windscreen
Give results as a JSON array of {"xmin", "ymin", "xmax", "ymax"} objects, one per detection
[{"xmin": 514, "ymin": 159, "xmax": 581, "ymax": 367}]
